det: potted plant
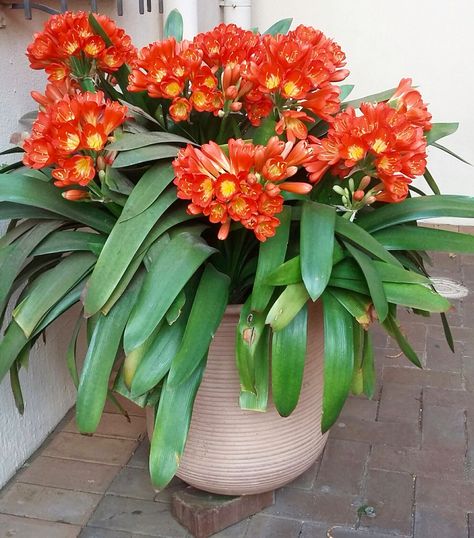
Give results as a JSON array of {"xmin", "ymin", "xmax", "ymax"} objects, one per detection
[{"xmin": 1, "ymin": 9, "xmax": 473, "ymax": 496}]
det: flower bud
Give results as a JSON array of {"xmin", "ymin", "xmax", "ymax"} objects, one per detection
[
  {"xmin": 96, "ymin": 155, "xmax": 106, "ymax": 171},
  {"xmin": 62, "ymin": 189, "xmax": 90, "ymax": 201},
  {"xmin": 230, "ymin": 101, "xmax": 243, "ymax": 112},
  {"xmin": 225, "ymin": 85, "xmax": 238, "ymax": 100},
  {"xmin": 359, "ymin": 175, "xmax": 372, "ymax": 190},
  {"xmin": 353, "ymin": 190, "xmax": 365, "ymax": 201}
]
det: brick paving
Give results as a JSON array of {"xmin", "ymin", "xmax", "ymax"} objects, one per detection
[{"xmin": 1, "ymin": 244, "xmax": 474, "ymax": 537}]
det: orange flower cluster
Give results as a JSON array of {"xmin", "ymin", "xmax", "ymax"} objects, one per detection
[
  {"xmin": 27, "ymin": 11, "xmax": 136, "ymax": 81},
  {"xmin": 306, "ymin": 79, "xmax": 432, "ymax": 203},
  {"xmin": 23, "ymin": 91, "xmax": 127, "ymax": 188},
  {"xmin": 128, "ymin": 23, "xmax": 346, "ymax": 132},
  {"xmin": 244, "ymin": 25, "xmax": 348, "ymax": 129},
  {"xmin": 173, "ymin": 137, "xmax": 314, "ymax": 241}
]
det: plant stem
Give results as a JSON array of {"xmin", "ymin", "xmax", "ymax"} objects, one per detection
[{"xmin": 79, "ymin": 77, "xmax": 96, "ymax": 93}]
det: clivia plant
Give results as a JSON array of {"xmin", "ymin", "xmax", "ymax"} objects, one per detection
[{"xmin": 1, "ymin": 10, "xmax": 473, "ymax": 489}]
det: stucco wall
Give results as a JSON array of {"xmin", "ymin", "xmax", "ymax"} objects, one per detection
[{"xmin": 0, "ymin": 1, "xmax": 163, "ymax": 489}]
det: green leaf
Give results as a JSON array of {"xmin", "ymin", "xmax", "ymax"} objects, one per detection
[
  {"xmin": 0, "ymin": 321, "xmax": 28, "ymax": 384},
  {"xmin": 131, "ymin": 283, "xmax": 196, "ymax": 398},
  {"xmin": 167, "ymin": 264, "xmax": 230, "ymax": 387},
  {"xmin": 149, "ymin": 359, "xmax": 206, "ymax": 489},
  {"xmin": 265, "ymin": 283, "xmax": 309, "ymax": 331},
  {"xmin": 342, "ymin": 87, "xmax": 397, "ymax": 110},
  {"xmin": 112, "ymin": 144, "xmax": 180, "ymax": 168},
  {"xmin": 9, "ymin": 360, "xmax": 24, "ymax": 415},
  {"xmin": 253, "ymin": 115, "xmax": 277, "ymax": 145},
  {"xmin": 0, "ymin": 174, "xmax": 115, "ymax": 233},
  {"xmin": 344, "ymin": 242, "xmax": 388, "ymax": 322},
  {"xmin": 84, "ymin": 188, "xmax": 176, "ymax": 316},
  {"xmin": 164, "ymin": 9, "xmax": 184, "ymax": 40},
  {"xmin": 301, "ymin": 201, "xmax": 335, "ymax": 301},
  {"xmin": 356, "ymin": 195, "xmax": 474, "ymax": 233},
  {"xmin": 266, "ymin": 256, "xmax": 301, "ymax": 286},
  {"xmin": 332, "ymin": 258, "xmax": 430, "ymax": 285},
  {"xmin": 76, "ymin": 274, "xmax": 144, "ymax": 434},
  {"xmin": 65, "ymin": 309, "xmax": 84, "ymax": 388},
  {"xmin": 423, "ymin": 168, "xmax": 440, "ymax": 195},
  {"xmin": 236, "ymin": 298, "xmax": 266, "ymax": 396},
  {"xmin": 0, "ymin": 219, "xmax": 39, "ymax": 248},
  {"xmin": 107, "ymin": 131, "xmax": 193, "ymax": 151},
  {"xmin": 383, "ymin": 282, "xmax": 451, "ymax": 312},
  {"xmin": 13, "ymin": 253, "xmax": 96, "ymax": 338},
  {"xmin": 321, "ymin": 291, "xmax": 354, "ymax": 432},
  {"xmin": 328, "ymin": 288, "xmax": 371, "ymax": 326},
  {"xmin": 272, "ymin": 304, "xmax": 308, "ymax": 417},
  {"xmin": 0, "ymin": 220, "xmax": 63, "ymax": 314},
  {"xmin": 166, "ymin": 290, "xmax": 186, "ymax": 325},
  {"xmin": 119, "ymin": 161, "xmax": 175, "ymax": 222},
  {"xmin": 440, "ymin": 312, "xmax": 455, "ymax": 353},
  {"xmin": 335, "ymin": 216, "xmax": 402, "ymax": 267},
  {"xmin": 251, "ymin": 207, "xmax": 291, "ymax": 311},
  {"xmin": 239, "ymin": 326, "xmax": 270, "ymax": 412},
  {"xmin": 124, "ymin": 233, "xmax": 217, "ymax": 352},
  {"xmin": 374, "ymin": 224, "xmax": 474, "ymax": 254},
  {"xmin": 425, "ymin": 123, "xmax": 459, "ymax": 145},
  {"xmin": 0, "ymin": 202, "xmax": 59, "ymax": 221},
  {"xmin": 350, "ymin": 320, "xmax": 365, "ymax": 395},
  {"xmin": 361, "ymin": 332, "xmax": 375, "ymax": 399},
  {"xmin": 339, "ymin": 84, "xmax": 355, "ymax": 101},
  {"xmin": 263, "ymin": 18, "xmax": 293, "ymax": 35},
  {"xmin": 431, "ymin": 142, "xmax": 471, "ymax": 166},
  {"xmin": 32, "ymin": 230, "xmax": 106, "ymax": 256},
  {"xmin": 382, "ymin": 313, "xmax": 422, "ymax": 368}
]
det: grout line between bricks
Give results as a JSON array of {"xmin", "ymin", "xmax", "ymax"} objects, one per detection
[
  {"xmin": 464, "ymin": 409, "xmax": 471, "ymax": 482},
  {"xmin": 411, "ymin": 474, "xmax": 417, "ymax": 538}
]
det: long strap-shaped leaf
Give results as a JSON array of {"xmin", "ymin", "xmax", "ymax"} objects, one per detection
[
  {"xmin": 106, "ymin": 131, "xmax": 194, "ymax": 152},
  {"xmin": 382, "ymin": 313, "xmax": 422, "ymax": 368},
  {"xmin": 266, "ymin": 283, "xmax": 309, "ymax": 331},
  {"xmin": 344, "ymin": 242, "xmax": 388, "ymax": 323},
  {"xmin": 76, "ymin": 274, "xmax": 144, "ymax": 434},
  {"xmin": 167, "ymin": 264, "xmax": 230, "ymax": 387},
  {"xmin": 356, "ymin": 195, "xmax": 474, "ymax": 233},
  {"xmin": 335, "ymin": 216, "xmax": 402, "ymax": 267},
  {"xmin": 361, "ymin": 331, "xmax": 375, "ymax": 399},
  {"xmin": 32, "ymin": 230, "xmax": 106, "ymax": 256},
  {"xmin": 0, "ymin": 173, "xmax": 115, "ymax": 233},
  {"xmin": 149, "ymin": 359, "xmax": 206, "ymax": 489},
  {"xmin": 251, "ymin": 207, "xmax": 291, "ymax": 312},
  {"xmin": 0, "ymin": 321, "xmax": 28, "ymax": 384},
  {"xmin": 332, "ymin": 258, "xmax": 430, "ymax": 285},
  {"xmin": 13, "ymin": 252, "xmax": 96, "ymax": 338},
  {"xmin": 84, "ymin": 188, "xmax": 176, "ymax": 317},
  {"xmin": 239, "ymin": 326, "xmax": 270, "ymax": 412},
  {"xmin": 124, "ymin": 233, "xmax": 217, "ymax": 352},
  {"xmin": 272, "ymin": 303, "xmax": 308, "ymax": 417},
  {"xmin": 119, "ymin": 161, "xmax": 175, "ymax": 222},
  {"xmin": 0, "ymin": 220, "xmax": 64, "ymax": 314},
  {"xmin": 112, "ymin": 145, "xmax": 180, "ymax": 168},
  {"xmin": 301, "ymin": 201, "xmax": 335, "ymax": 301},
  {"xmin": 374, "ymin": 224, "xmax": 474, "ymax": 253},
  {"xmin": 321, "ymin": 291, "xmax": 354, "ymax": 432}
]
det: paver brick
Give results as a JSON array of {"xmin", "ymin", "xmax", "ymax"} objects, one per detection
[
  {"xmin": 87, "ymin": 495, "xmax": 187, "ymax": 537},
  {"xmin": 369, "ymin": 445, "xmax": 465, "ymax": 481},
  {"xmin": 42, "ymin": 432, "xmax": 138, "ymax": 466},
  {"xmin": 383, "ymin": 366, "xmax": 463, "ymax": 390},
  {"xmin": 377, "ymin": 383, "xmax": 421, "ymax": 424},
  {"xmin": 0, "ymin": 483, "xmax": 100, "ymax": 525},
  {"xmin": 423, "ymin": 386, "xmax": 474, "ymax": 409},
  {"xmin": 422, "ymin": 405, "xmax": 466, "ymax": 451},
  {"xmin": 17, "ymin": 456, "xmax": 119, "ymax": 494},
  {"xmin": 107, "ymin": 467, "xmax": 157, "ymax": 501},
  {"xmin": 361, "ymin": 469, "xmax": 414, "ymax": 536},
  {"xmin": 425, "ymin": 334, "xmax": 463, "ymax": 372},
  {"xmin": 63, "ymin": 413, "xmax": 146, "ymax": 441},
  {"xmin": 79, "ymin": 528, "xmax": 134, "ymax": 538},
  {"xmin": 264, "ymin": 487, "xmax": 360, "ymax": 526},
  {"xmin": 314, "ymin": 439, "xmax": 369, "ymax": 496},
  {"xmin": 414, "ymin": 506, "xmax": 468, "ymax": 538},
  {"xmin": 330, "ymin": 416, "xmax": 420, "ymax": 448},
  {"xmin": 244, "ymin": 515, "xmax": 301, "ymax": 538},
  {"xmin": 285, "ymin": 458, "xmax": 321, "ymax": 491},
  {"xmin": 126, "ymin": 440, "xmax": 150, "ymax": 470},
  {"xmin": 339, "ymin": 397, "xmax": 378, "ymax": 421},
  {"xmin": 0, "ymin": 513, "xmax": 81, "ymax": 538},
  {"xmin": 416, "ymin": 476, "xmax": 474, "ymax": 512}
]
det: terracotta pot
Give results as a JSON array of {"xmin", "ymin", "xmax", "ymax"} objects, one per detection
[{"xmin": 146, "ymin": 302, "xmax": 328, "ymax": 495}]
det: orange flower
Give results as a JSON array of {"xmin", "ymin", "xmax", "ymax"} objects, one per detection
[
  {"xmin": 275, "ymin": 110, "xmax": 313, "ymax": 143},
  {"xmin": 307, "ymin": 81, "xmax": 431, "ymax": 202},
  {"xmin": 173, "ymin": 137, "xmax": 314, "ymax": 241},
  {"xmin": 27, "ymin": 11, "xmax": 136, "ymax": 81},
  {"xmin": 23, "ymin": 90, "xmax": 127, "ymax": 188},
  {"xmin": 169, "ymin": 97, "xmax": 192, "ymax": 122}
]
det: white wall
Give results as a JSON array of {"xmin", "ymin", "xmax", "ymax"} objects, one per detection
[
  {"xmin": 0, "ymin": 1, "xmax": 163, "ymax": 489},
  {"xmin": 252, "ymin": 0, "xmax": 474, "ymax": 210}
]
